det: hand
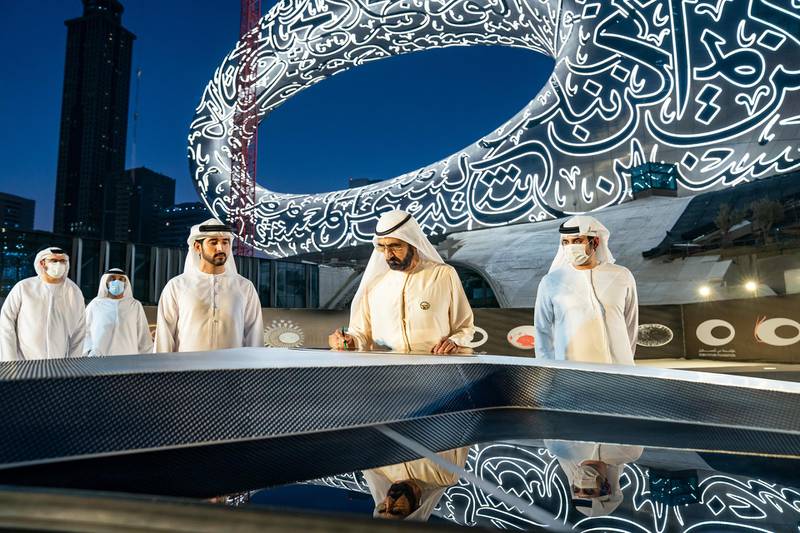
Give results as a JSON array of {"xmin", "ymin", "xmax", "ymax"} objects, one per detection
[
  {"xmin": 431, "ymin": 336, "xmax": 459, "ymax": 354},
  {"xmin": 328, "ymin": 329, "xmax": 355, "ymax": 351}
]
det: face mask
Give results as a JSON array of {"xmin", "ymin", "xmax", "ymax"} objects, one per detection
[
  {"xmin": 563, "ymin": 243, "xmax": 592, "ymax": 266},
  {"xmin": 107, "ymin": 280, "xmax": 125, "ymax": 296},
  {"xmin": 574, "ymin": 465, "xmax": 602, "ymax": 489},
  {"xmin": 45, "ymin": 262, "xmax": 67, "ymax": 279}
]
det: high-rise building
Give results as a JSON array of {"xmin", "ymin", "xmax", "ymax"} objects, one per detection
[
  {"xmin": 0, "ymin": 192, "xmax": 35, "ymax": 231},
  {"xmin": 53, "ymin": 0, "xmax": 135, "ymax": 239},
  {"xmin": 106, "ymin": 167, "xmax": 176, "ymax": 243},
  {"xmin": 156, "ymin": 202, "xmax": 211, "ymax": 248}
]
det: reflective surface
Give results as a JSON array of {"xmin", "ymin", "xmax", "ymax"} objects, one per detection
[
  {"xmin": 271, "ymin": 439, "xmax": 800, "ymax": 531},
  {"xmin": 2, "ymin": 348, "xmax": 798, "ymax": 531}
]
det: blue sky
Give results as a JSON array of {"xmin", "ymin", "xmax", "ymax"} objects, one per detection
[{"xmin": 0, "ymin": 0, "xmax": 553, "ymax": 230}]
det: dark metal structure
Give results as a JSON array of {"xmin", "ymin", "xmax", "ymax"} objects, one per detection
[{"xmin": 1, "ymin": 350, "xmax": 798, "ymax": 498}]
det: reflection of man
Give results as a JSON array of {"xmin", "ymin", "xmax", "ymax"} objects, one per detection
[
  {"xmin": 155, "ymin": 219, "xmax": 263, "ymax": 352},
  {"xmin": 363, "ymin": 449, "xmax": 468, "ymax": 521},
  {"xmin": 545, "ymin": 440, "xmax": 643, "ymax": 517},
  {"xmin": 1, "ymin": 247, "xmax": 85, "ymax": 361},
  {"xmin": 534, "ymin": 216, "xmax": 638, "ymax": 364},
  {"xmin": 84, "ymin": 269, "xmax": 153, "ymax": 356},
  {"xmin": 328, "ymin": 209, "xmax": 475, "ymax": 354}
]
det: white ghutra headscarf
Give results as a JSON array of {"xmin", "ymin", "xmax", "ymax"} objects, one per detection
[
  {"xmin": 184, "ymin": 218, "xmax": 238, "ymax": 275},
  {"xmin": 96, "ymin": 268, "xmax": 133, "ymax": 299},
  {"xmin": 548, "ymin": 215, "xmax": 615, "ymax": 273},
  {"xmin": 350, "ymin": 210, "xmax": 444, "ymax": 324},
  {"xmin": 33, "ymin": 247, "xmax": 70, "ymax": 277}
]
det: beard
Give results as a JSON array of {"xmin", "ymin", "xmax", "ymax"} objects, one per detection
[
  {"xmin": 202, "ymin": 251, "xmax": 227, "ymax": 267},
  {"xmin": 387, "ymin": 248, "xmax": 415, "ymax": 271}
]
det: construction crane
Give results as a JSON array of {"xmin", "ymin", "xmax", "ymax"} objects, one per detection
[{"xmin": 230, "ymin": 0, "xmax": 261, "ymax": 256}]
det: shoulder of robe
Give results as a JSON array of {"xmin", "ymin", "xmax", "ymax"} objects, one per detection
[
  {"xmin": 539, "ymin": 268, "xmax": 565, "ymax": 287},
  {"xmin": 362, "ymin": 271, "xmax": 387, "ymax": 296},
  {"xmin": 7, "ymin": 278, "xmax": 31, "ymax": 296},
  {"xmin": 600, "ymin": 444, "xmax": 644, "ymax": 464},
  {"xmin": 538, "ymin": 271, "xmax": 554, "ymax": 286},
  {"xmin": 427, "ymin": 261, "xmax": 457, "ymax": 279},
  {"xmin": 546, "ymin": 267, "xmax": 585, "ymax": 294},
  {"xmin": 18, "ymin": 277, "xmax": 40, "ymax": 290},
  {"xmin": 233, "ymin": 272, "xmax": 257, "ymax": 288},
  {"xmin": 9, "ymin": 277, "xmax": 46, "ymax": 300},
  {"xmin": 603, "ymin": 262, "xmax": 634, "ymax": 279},
  {"xmin": 64, "ymin": 278, "xmax": 85, "ymax": 298},
  {"xmin": 161, "ymin": 275, "xmax": 186, "ymax": 292}
]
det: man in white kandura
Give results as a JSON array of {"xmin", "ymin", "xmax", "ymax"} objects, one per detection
[
  {"xmin": 534, "ymin": 215, "xmax": 638, "ymax": 364},
  {"xmin": 545, "ymin": 439, "xmax": 643, "ymax": 517},
  {"xmin": 363, "ymin": 450, "xmax": 469, "ymax": 521},
  {"xmin": 155, "ymin": 219, "xmax": 263, "ymax": 353},
  {"xmin": 328, "ymin": 209, "xmax": 475, "ymax": 354},
  {"xmin": 328, "ymin": 209, "xmax": 474, "ymax": 521},
  {"xmin": 83, "ymin": 268, "xmax": 153, "ymax": 356},
  {"xmin": 0, "ymin": 247, "xmax": 86, "ymax": 361}
]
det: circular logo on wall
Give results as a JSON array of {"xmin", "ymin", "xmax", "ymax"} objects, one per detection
[
  {"xmin": 755, "ymin": 317, "xmax": 800, "ymax": 347},
  {"xmin": 264, "ymin": 320, "xmax": 305, "ymax": 348},
  {"xmin": 637, "ymin": 324, "xmax": 674, "ymax": 347},
  {"xmin": 461, "ymin": 327, "xmax": 489, "ymax": 348},
  {"xmin": 696, "ymin": 319, "xmax": 735, "ymax": 347},
  {"xmin": 507, "ymin": 325, "xmax": 536, "ymax": 350}
]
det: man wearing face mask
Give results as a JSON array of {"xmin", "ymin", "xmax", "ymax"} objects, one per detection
[
  {"xmin": 155, "ymin": 219, "xmax": 263, "ymax": 353},
  {"xmin": 545, "ymin": 439, "xmax": 643, "ymax": 517},
  {"xmin": 534, "ymin": 215, "xmax": 638, "ymax": 364},
  {"xmin": 0, "ymin": 247, "xmax": 86, "ymax": 361},
  {"xmin": 83, "ymin": 268, "xmax": 153, "ymax": 356}
]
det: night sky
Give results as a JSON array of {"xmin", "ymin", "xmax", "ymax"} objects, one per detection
[{"xmin": 0, "ymin": 0, "xmax": 553, "ymax": 230}]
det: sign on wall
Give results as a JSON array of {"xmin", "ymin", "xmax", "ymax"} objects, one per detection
[
  {"xmin": 144, "ymin": 306, "xmax": 684, "ymax": 358},
  {"xmin": 683, "ymin": 294, "xmax": 800, "ymax": 363},
  {"xmin": 144, "ymin": 297, "xmax": 797, "ymax": 363}
]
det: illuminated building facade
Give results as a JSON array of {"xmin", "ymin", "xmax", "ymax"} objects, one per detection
[{"xmin": 188, "ymin": 0, "xmax": 800, "ymax": 258}]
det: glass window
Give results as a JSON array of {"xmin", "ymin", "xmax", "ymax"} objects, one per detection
[
  {"xmin": 453, "ymin": 264, "xmax": 499, "ymax": 308},
  {"xmin": 258, "ymin": 260, "xmax": 271, "ymax": 307},
  {"xmin": 308, "ymin": 264, "xmax": 319, "ymax": 308},
  {"xmin": 275, "ymin": 261, "xmax": 306, "ymax": 308},
  {"xmin": 107, "ymin": 241, "xmax": 127, "ymax": 271},
  {"xmin": 79, "ymin": 239, "xmax": 102, "ymax": 299},
  {"xmin": 132, "ymin": 245, "xmax": 151, "ymax": 303},
  {"xmin": 631, "ymin": 162, "xmax": 677, "ymax": 195}
]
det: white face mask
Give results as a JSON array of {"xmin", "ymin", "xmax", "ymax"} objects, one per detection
[
  {"xmin": 45, "ymin": 261, "xmax": 67, "ymax": 279},
  {"xmin": 563, "ymin": 243, "xmax": 592, "ymax": 266},
  {"xmin": 574, "ymin": 465, "xmax": 602, "ymax": 488}
]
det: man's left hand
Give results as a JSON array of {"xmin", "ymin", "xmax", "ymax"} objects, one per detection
[{"xmin": 431, "ymin": 337, "xmax": 459, "ymax": 354}]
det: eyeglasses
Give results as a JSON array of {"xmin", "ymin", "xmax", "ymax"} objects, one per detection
[{"xmin": 375, "ymin": 243, "xmax": 406, "ymax": 253}]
